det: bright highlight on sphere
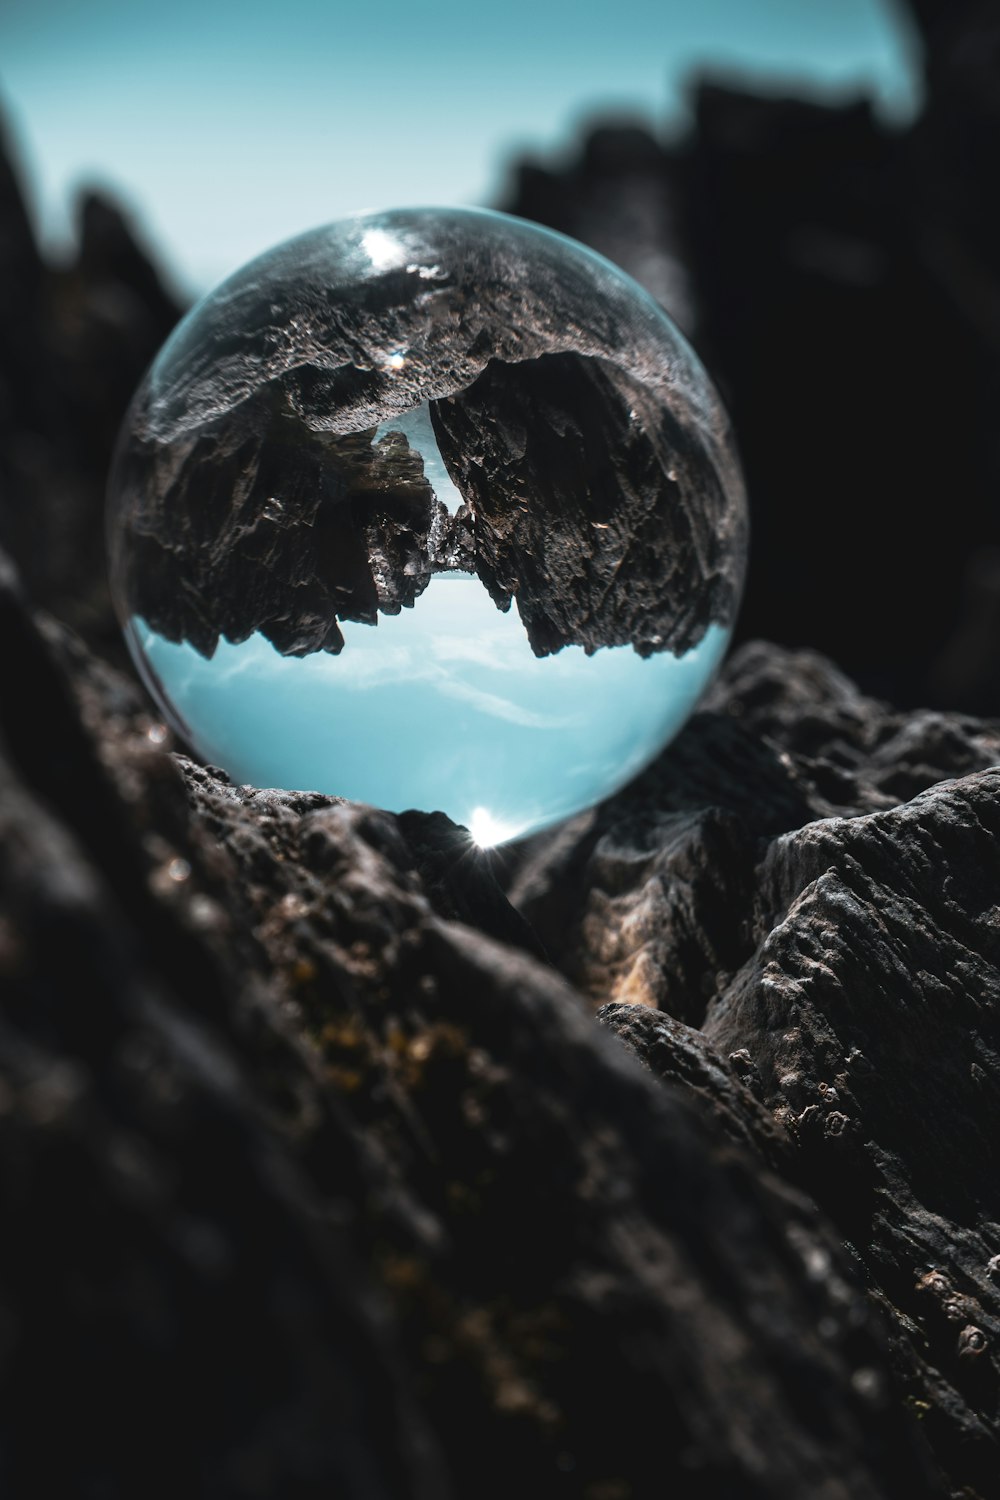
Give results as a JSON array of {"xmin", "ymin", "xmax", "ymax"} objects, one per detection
[
  {"xmin": 468, "ymin": 807, "xmax": 521, "ymax": 850},
  {"xmin": 107, "ymin": 207, "xmax": 747, "ymax": 843}
]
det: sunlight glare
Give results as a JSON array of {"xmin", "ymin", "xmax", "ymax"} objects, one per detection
[{"xmin": 468, "ymin": 806, "xmax": 517, "ymax": 849}]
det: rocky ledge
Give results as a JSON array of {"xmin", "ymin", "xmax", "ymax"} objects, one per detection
[
  {"xmin": 3, "ymin": 1, "xmax": 1000, "ymax": 1493},
  {"xmin": 2, "ymin": 550, "xmax": 999, "ymax": 1497}
]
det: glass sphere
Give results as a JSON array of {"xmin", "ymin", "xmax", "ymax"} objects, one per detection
[{"xmin": 108, "ymin": 208, "xmax": 747, "ymax": 845}]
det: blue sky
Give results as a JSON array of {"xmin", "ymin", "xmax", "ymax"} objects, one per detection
[
  {"xmin": 1, "ymin": 0, "xmax": 918, "ymax": 295},
  {"xmin": 132, "ymin": 585, "xmax": 730, "ymax": 843}
]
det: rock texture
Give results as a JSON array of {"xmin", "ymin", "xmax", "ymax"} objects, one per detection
[
  {"xmin": 3, "ymin": 2, "xmax": 1000, "ymax": 1495},
  {"xmin": 502, "ymin": 2, "xmax": 1000, "ymax": 714},
  {"xmin": 511, "ymin": 643, "xmax": 1000, "ymax": 1493},
  {"xmin": 0, "ymin": 548, "xmax": 954, "ymax": 1500},
  {"xmin": 111, "ymin": 209, "xmax": 745, "ymax": 662}
]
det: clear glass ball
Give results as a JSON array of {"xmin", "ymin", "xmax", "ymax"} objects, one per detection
[{"xmin": 107, "ymin": 208, "xmax": 747, "ymax": 845}]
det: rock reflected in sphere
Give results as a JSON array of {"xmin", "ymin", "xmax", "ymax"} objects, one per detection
[{"xmin": 107, "ymin": 207, "xmax": 747, "ymax": 843}]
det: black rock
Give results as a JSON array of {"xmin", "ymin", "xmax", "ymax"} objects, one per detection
[
  {"xmin": 110, "ymin": 209, "xmax": 744, "ymax": 664},
  {"xmin": 2, "ymin": 1, "xmax": 1000, "ymax": 1492},
  {"xmin": 0, "ymin": 550, "xmax": 949, "ymax": 1498},
  {"xmin": 501, "ymin": 1, "xmax": 1000, "ymax": 714},
  {"xmin": 0, "ymin": 126, "xmax": 182, "ymax": 656}
]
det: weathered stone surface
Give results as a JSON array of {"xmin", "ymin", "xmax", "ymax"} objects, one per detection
[
  {"xmin": 705, "ymin": 770, "xmax": 1000, "ymax": 1497},
  {"xmin": 114, "ymin": 402, "xmax": 455, "ymax": 658},
  {"xmin": 110, "ymin": 209, "xmax": 744, "ymax": 663},
  {"xmin": 509, "ymin": 641, "xmax": 1000, "ymax": 1495},
  {"xmin": 508, "ymin": 643, "xmax": 1000, "ymax": 1007},
  {"xmin": 0, "ymin": 555, "xmax": 944, "ymax": 1497},
  {"xmin": 3, "ymin": 2, "xmax": 1000, "ymax": 1492},
  {"xmin": 430, "ymin": 350, "xmax": 735, "ymax": 657},
  {"xmin": 597, "ymin": 1000, "xmax": 795, "ymax": 1176},
  {"xmin": 0, "ymin": 555, "xmax": 450, "ymax": 1499}
]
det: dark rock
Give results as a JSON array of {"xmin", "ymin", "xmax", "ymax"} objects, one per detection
[
  {"xmin": 430, "ymin": 350, "xmax": 736, "ymax": 656},
  {"xmin": 705, "ymin": 765, "xmax": 1000, "ymax": 1495},
  {"xmin": 394, "ymin": 808, "xmax": 550, "ymax": 962},
  {"xmin": 113, "ymin": 401, "xmax": 452, "ymax": 658},
  {"xmin": 0, "ymin": 553, "xmax": 945, "ymax": 1497},
  {"xmin": 509, "ymin": 641, "xmax": 1000, "ymax": 1008},
  {"xmin": 511, "ymin": 640, "xmax": 1000, "ymax": 1495},
  {"xmin": 0, "ymin": 112, "xmax": 44, "ymax": 414},
  {"xmin": 110, "ymin": 209, "xmax": 744, "ymax": 664},
  {"xmin": 0, "ymin": 553, "xmax": 452, "ymax": 1500},
  {"xmin": 500, "ymin": 1, "xmax": 1000, "ymax": 714},
  {"xmin": 3, "ymin": 3, "xmax": 1000, "ymax": 1492},
  {"xmin": 0, "ymin": 135, "xmax": 182, "ymax": 655},
  {"xmin": 596, "ymin": 1000, "xmax": 794, "ymax": 1174},
  {"xmin": 504, "ymin": 123, "xmax": 695, "ymax": 333}
]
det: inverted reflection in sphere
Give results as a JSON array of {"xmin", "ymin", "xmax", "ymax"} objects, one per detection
[{"xmin": 108, "ymin": 208, "xmax": 747, "ymax": 843}]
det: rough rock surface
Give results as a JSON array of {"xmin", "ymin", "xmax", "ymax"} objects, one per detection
[
  {"xmin": 0, "ymin": 549, "xmax": 954, "ymax": 1500},
  {"xmin": 111, "ymin": 209, "xmax": 745, "ymax": 662},
  {"xmin": 511, "ymin": 642, "xmax": 1000, "ymax": 1494},
  {"xmin": 430, "ymin": 350, "xmax": 735, "ymax": 657},
  {"xmin": 4, "ymin": 1, "xmax": 1000, "ymax": 1494}
]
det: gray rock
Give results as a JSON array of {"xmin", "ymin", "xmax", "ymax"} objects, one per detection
[
  {"xmin": 511, "ymin": 641, "xmax": 1000, "ymax": 1494},
  {"xmin": 0, "ymin": 550, "xmax": 947, "ymax": 1498},
  {"xmin": 110, "ymin": 209, "xmax": 745, "ymax": 663}
]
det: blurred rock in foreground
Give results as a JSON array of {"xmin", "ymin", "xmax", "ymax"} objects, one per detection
[
  {"xmin": 503, "ymin": 0, "xmax": 1000, "ymax": 713},
  {"xmin": 2, "ymin": 550, "xmax": 980, "ymax": 1500},
  {"xmin": 3, "ymin": 1, "xmax": 1000, "ymax": 1495}
]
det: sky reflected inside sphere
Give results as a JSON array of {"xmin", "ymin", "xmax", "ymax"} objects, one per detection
[
  {"xmin": 131, "ymin": 583, "xmax": 729, "ymax": 844},
  {"xmin": 5, "ymin": 1, "xmax": 917, "ymax": 840},
  {"xmin": 108, "ymin": 206, "xmax": 747, "ymax": 844}
]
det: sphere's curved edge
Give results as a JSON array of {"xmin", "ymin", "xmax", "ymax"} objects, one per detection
[{"xmin": 107, "ymin": 206, "xmax": 748, "ymax": 836}]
